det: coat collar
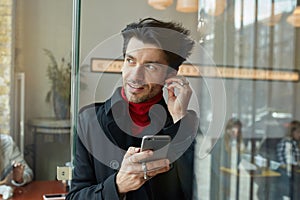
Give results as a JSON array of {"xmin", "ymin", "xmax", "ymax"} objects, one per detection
[
  {"xmin": 103, "ymin": 87, "xmax": 173, "ymax": 126},
  {"xmin": 104, "ymin": 87, "xmax": 126, "ymax": 116}
]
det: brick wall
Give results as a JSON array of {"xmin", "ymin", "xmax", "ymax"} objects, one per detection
[{"xmin": 0, "ymin": 0, "xmax": 12, "ymax": 134}]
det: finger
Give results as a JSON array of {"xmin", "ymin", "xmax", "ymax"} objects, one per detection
[
  {"xmin": 129, "ymin": 150, "xmax": 153, "ymax": 163},
  {"xmin": 14, "ymin": 163, "xmax": 24, "ymax": 168},
  {"xmin": 147, "ymin": 165, "xmax": 170, "ymax": 177},
  {"xmin": 166, "ymin": 80, "xmax": 190, "ymax": 93},
  {"xmin": 124, "ymin": 147, "xmax": 140, "ymax": 159},
  {"xmin": 165, "ymin": 75, "xmax": 186, "ymax": 82},
  {"xmin": 17, "ymin": 165, "xmax": 25, "ymax": 170},
  {"xmin": 166, "ymin": 82, "xmax": 184, "ymax": 91},
  {"xmin": 145, "ymin": 160, "xmax": 170, "ymax": 177},
  {"xmin": 13, "ymin": 162, "xmax": 20, "ymax": 167},
  {"xmin": 165, "ymin": 76, "xmax": 187, "ymax": 85},
  {"xmin": 167, "ymin": 87, "xmax": 175, "ymax": 98},
  {"xmin": 11, "ymin": 160, "xmax": 16, "ymax": 166},
  {"xmin": 145, "ymin": 159, "xmax": 170, "ymax": 172}
]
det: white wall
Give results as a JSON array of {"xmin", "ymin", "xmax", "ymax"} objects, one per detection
[{"xmin": 16, "ymin": 0, "xmax": 73, "ymax": 122}]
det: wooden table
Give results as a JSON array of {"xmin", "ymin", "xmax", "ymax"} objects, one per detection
[
  {"xmin": 220, "ymin": 166, "xmax": 281, "ymax": 199},
  {"xmin": 0, "ymin": 180, "xmax": 67, "ymax": 200},
  {"xmin": 220, "ymin": 166, "xmax": 281, "ymax": 177}
]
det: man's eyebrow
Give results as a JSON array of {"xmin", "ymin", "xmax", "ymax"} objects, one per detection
[
  {"xmin": 124, "ymin": 54, "xmax": 135, "ymax": 59},
  {"xmin": 125, "ymin": 53, "xmax": 166, "ymax": 66}
]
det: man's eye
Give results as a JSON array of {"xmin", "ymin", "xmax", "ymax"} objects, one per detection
[
  {"xmin": 126, "ymin": 58, "xmax": 135, "ymax": 65},
  {"xmin": 145, "ymin": 64, "xmax": 158, "ymax": 71}
]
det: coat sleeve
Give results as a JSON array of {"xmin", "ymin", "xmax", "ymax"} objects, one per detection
[
  {"xmin": 66, "ymin": 106, "xmax": 121, "ymax": 200},
  {"xmin": 66, "ymin": 135, "xmax": 121, "ymax": 200}
]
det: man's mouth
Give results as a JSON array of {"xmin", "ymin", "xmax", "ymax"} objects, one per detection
[
  {"xmin": 127, "ymin": 83, "xmax": 145, "ymax": 93},
  {"xmin": 128, "ymin": 83, "xmax": 143, "ymax": 89}
]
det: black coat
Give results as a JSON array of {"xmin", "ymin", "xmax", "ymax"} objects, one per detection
[{"xmin": 66, "ymin": 88, "xmax": 198, "ymax": 200}]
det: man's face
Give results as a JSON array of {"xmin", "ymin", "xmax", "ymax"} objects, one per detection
[
  {"xmin": 293, "ymin": 129, "xmax": 300, "ymax": 141},
  {"xmin": 122, "ymin": 37, "xmax": 171, "ymax": 103}
]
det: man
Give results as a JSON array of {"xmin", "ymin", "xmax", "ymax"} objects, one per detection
[
  {"xmin": 0, "ymin": 134, "xmax": 33, "ymax": 186},
  {"xmin": 277, "ymin": 120, "xmax": 300, "ymax": 166},
  {"xmin": 66, "ymin": 17, "xmax": 199, "ymax": 200},
  {"xmin": 274, "ymin": 120, "xmax": 300, "ymax": 199}
]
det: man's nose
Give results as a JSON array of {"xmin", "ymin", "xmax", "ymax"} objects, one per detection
[{"xmin": 130, "ymin": 64, "xmax": 145, "ymax": 80}]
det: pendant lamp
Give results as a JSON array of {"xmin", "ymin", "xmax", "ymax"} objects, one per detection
[
  {"xmin": 148, "ymin": 0, "xmax": 173, "ymax": 10},
  {"xmin": 204, "ymin": 0, "xmax": 227, "ymax": 16},
  {"xmin": 286, "ymin": 1, "xmax": 300, "ymax": 27},
  {"xmin": 176, "ymin": 0, "xmax": 198, "ymax": 13}
]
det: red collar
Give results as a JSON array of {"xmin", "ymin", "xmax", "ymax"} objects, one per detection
[{"xmin": 121, "ymin": 88, "xmax": 163, "ymax": 127}]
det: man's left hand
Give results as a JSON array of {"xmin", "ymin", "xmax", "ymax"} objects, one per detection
[{"xmin": 165, "ymin": 76, "xmax": 192, "ymax": 123}]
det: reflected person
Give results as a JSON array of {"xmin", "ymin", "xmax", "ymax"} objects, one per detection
[
  {"xmin": 210, "ymin": 117, "xmax": 244, "ymax": 200},
  {"xmin": 277, "ymin": 120, "xmax": 300, "ymax": 167},
  {"xmin": 275, "ymin": 120, "xmax": 300, "ymax": 198},
  {"xmin": 66, "ymin": 18, "xmax": 199, "ymax": 200}
]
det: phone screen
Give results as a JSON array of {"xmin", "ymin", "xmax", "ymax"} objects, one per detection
[{"xmin": 43, "ymin": 194, "xmax": 66, "ymax": 200}]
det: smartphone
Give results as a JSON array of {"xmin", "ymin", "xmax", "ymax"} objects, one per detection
[
  {"xmin": 0, "ymin": 164, "xmax": 14, "ymax": 181},
  {"xmin": 42, "ymin": 193, "xmax": 66, "ymax": 200},
  {"xmin": 140, "ymin": 135, "xmax": 171, "ymax": 162}
]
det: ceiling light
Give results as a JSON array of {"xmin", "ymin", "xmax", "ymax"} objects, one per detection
[
  {"xmin": 176, "ymin": 0, "xmax": 198, "ymax": 13},
  {"xmin": 287, "ymin": 5, "xmax": 300, "ymax": 27},
  {"xmin": 148, "ymin": 0, "xmax": 173, "ymax": 10}
]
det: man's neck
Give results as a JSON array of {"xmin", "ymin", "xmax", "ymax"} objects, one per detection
[{"xmin": 121, "ymin": 87, "xmax": 163, "ymax": 127}]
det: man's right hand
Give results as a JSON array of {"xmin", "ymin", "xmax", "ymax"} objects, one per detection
[{"xmin": 116, "ymin": 147, "xmax": 170, "ymax": 194}]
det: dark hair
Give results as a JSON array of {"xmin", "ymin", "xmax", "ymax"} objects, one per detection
[
  {"xmin": 225, "ymin": 117, "xmax": 242, "ymax": 131},
  {"xmin": 288, "ymin": 120, "xmax": 300, "ymax": 137},
  {"xmin": 224, "ymin": 117, "xmax": 243, "ymax": 152},
  {"xmin": 121, "ymin": 17, "xmax": 195, "ymax": 71}
]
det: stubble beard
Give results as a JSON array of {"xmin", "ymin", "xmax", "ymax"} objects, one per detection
[{"xmin": 125, "ymin": 85, "xmax": 160, "ymax": 103}]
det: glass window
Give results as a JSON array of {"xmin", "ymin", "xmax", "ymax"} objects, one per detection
[
  {"xmin": 10, "ymin": 0, "xmax": 299, "ymax": 198},
  {"xmin": 73, "ymin": 0, "xmax": 300, "ymax": 199}
]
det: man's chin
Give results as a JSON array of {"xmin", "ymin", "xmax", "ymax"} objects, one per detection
[
  {"xmin": 128, "ymin": 97, "xmax": 144, "ymax": 104},
  {"xmin": 127, "ymin": 94, "xmax": 146, "ymax": 103}
]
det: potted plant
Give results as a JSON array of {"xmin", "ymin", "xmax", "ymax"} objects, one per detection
[{"xmin": 43, "ymin": 49, "xmax": 71, "ymax": 120}]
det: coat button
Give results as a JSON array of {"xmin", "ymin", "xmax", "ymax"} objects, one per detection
[{"xmin": 110, "ymin": 160, "xmax": 120, "ymax": 170}]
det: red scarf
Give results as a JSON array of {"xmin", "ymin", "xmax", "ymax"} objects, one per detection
[{"xmin": 121, "ymin": 88, "xmax": 163, "ymax": 135}]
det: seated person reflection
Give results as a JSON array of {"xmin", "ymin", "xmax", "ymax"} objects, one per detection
[
  {"xmin": 0, "ymin": 134, "xmax": 33, "ymax": 186},
  {"xmin": 210, "ymin": 118, "xmax": 244, "ymax": 200},
  {"xmin": 66, "ymin": 18, "xmax": 199, "ymax": 200}
]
